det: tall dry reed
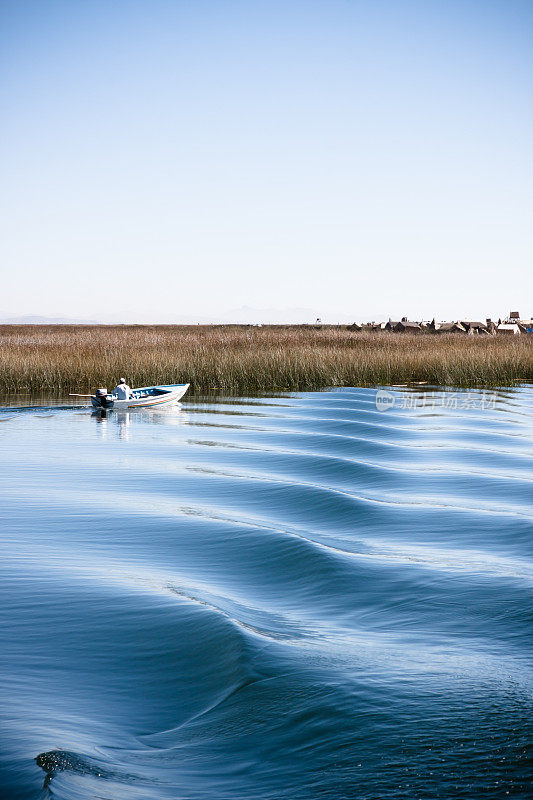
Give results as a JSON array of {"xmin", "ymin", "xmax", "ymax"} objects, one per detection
[{"xmin": 0, "ymin": 325, "xmax": 532, "ymax": 395}]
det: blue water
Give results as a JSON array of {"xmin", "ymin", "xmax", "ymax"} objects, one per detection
[{"xmin": 0, "ymin": 387, "xmax": 532, "ymax": 799}]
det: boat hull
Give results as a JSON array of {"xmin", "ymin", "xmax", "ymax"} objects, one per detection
[{"xmin": 91, "ymin": 383, "xmax": 189, "ymax": 410}]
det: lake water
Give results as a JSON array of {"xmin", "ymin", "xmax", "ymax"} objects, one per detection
[{"xmin": 1, "ymin": 387, "xmax": 532, "ymax": 799}]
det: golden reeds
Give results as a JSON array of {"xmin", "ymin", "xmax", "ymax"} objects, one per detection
[{"xmin": 0, "ymin": 325, "xmax": 532, "ymax": 395}]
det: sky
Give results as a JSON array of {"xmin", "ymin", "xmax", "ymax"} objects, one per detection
[{"xmin": 1, "ymin": 0, "xmax": 531, "ymax": 323}]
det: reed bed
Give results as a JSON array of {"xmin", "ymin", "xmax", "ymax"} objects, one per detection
[{"xmin": 1, "ymin": 325, "xmax": 532, "ymax": 396}]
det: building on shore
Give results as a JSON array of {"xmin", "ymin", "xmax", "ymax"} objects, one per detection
[
  {"xmin": 344, "ymin": 311, "xmax": 531, "ymax": 334},
  {"xmin": 460, "ymin": 321, "xmax": 490, "ymax": 335},
  {"xmin": 385, "ymin": 320, "xmax": 400, "ymax": 331},
  {"xmin": 497, "ymin": 323, "xmax": 521, "ymax": 335},
  {"xmin": 503, "ymin": 312, "xmax": 533, "ymax": 332},
  {"xmin": 393, "ymin": 317, "xmax": 423, "ymax": 333},
  {"xmin": 430, "ymin": 321, "xmax": 467, "ymax": 333}
]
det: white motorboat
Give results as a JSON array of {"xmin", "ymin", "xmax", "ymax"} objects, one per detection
[{"xmin": 91, "ymin": 383, "xmax": 189, "ymax": 410}]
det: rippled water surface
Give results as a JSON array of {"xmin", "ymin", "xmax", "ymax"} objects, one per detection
[{"xmin": 1, "ymin": 387, "xmax": 532, "ymax": 799}]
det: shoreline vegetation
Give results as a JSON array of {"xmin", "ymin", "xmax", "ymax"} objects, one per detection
[{"xmin": 1, "ymin": 324, "xmax": 532, "ymax": 395}]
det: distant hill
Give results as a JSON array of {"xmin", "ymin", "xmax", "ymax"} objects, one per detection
[{"xmin": 0, "ymin": 315, "xmax": 100, "ymax": 324}]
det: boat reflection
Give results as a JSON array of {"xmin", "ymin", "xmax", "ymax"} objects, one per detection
[{"xmin": 91, "ymin": 403, "xmax": 188, "ymax": 439}]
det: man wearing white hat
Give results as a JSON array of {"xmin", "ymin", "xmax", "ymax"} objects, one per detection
[{"xmin": 113, "ymin": 378, "xmax": 133, "ymax": 400}]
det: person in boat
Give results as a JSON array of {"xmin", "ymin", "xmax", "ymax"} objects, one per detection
[{"xmin": 113, "ymin": 378, "xmax": 133, "ymax": 400}]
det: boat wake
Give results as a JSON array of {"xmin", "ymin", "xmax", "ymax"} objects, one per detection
[{"xmin": 0, "ymin": 386, "xmax": 532, "ymax": 799}]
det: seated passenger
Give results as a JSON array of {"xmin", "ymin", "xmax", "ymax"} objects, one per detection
[{"xmin": 114, "ymin": 378, "xmax": 133, "ymax": 400}]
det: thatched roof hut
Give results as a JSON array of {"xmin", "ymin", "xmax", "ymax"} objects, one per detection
[
  {"xmin": 394, "ymin": 321, "xmax": 422, "ymax": 332},
  {"xmin": 436, "ymin": 322, "xmax": 467, "ymax": 333}
]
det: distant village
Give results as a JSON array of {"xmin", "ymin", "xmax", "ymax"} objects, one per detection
[{"xmin": 344, "ymin": 311, "xmax": 533, "ymax": 335}]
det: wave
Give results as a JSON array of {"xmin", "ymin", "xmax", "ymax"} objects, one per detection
[{"xmin": 0, "ymin": 386, "xmax": 532, "ymax": 799}]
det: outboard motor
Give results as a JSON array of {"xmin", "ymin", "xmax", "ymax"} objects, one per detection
[{"xmin": 92, "ymin": 388, "xmax": 114, "ymax": 410}]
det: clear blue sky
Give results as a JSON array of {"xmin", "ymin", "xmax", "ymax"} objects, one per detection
[{"xmin": 1, "ymin": 0, "xmax": 531, "ymax": 323}]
